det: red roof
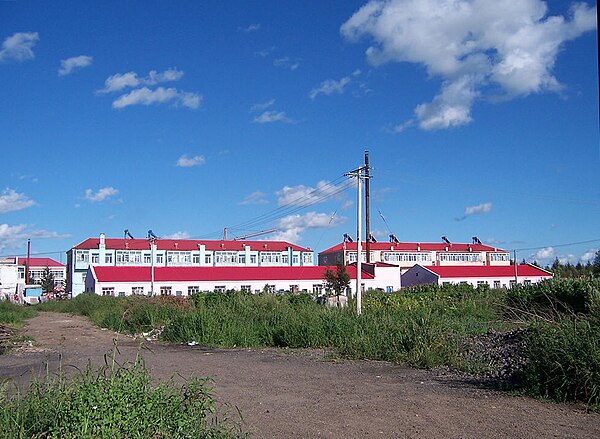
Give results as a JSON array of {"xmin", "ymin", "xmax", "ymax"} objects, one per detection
[
  {"xmin": 422, "ymin": 264, "xmax": 552, "ymax": 278},
  {"xmin": 74, "ymin": 238, "xmax": 311, "ymax": 252},
  {"xmin": 91, "ymin": 265, "xmax": 373, "ymax": 283},
  {"xmin": 320, "ymin": 241, "xmax": 505, "ymax": 253},
  {"xmin": 16, "ymin": 257, "xmax": 65, "ymax": 268}
]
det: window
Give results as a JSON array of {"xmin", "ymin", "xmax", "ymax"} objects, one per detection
[
  {"xmin": 282, "ymin": 254, "xmax": 289, "ymax": 264},
  {"xmin": 167, "ymin": 251, "xmax": 192, "ymax": 265},
  {"xmin": 439, "ymin": 253, "xmax": 481, "ymax": 263},
  {"xmin": 144, "ymin": 254, "xmax": 152, "ymax": 264},
  {"xmin": 76, "ymin": 251, "xmax": 89, "ymax": 263},
  {"xmin": 241, "ymin": 285, "xmax": 251, "ymax": 292},
  {"xmin": 91, "ymin": 253, "xmax": 99, "ymax": 264},
  {"xmin": 132, "ymin": 286, "xmax": 144, "ymax": 295},
  {"xmin": 116, "ymin": 251, "xmax": 142, "ymax": 265},
  {"xmin": 260, "ymin": 252, "xmax": 281, "ymax": 265},
  {"xmin": 102, "ymin": 287, "xmax": 114, "ymax": 296},
  {"xmin": 214, "ymin": 285, "xmax": 226, "ymax": 292},
  {"xmin": 18, "ymin": 267, "xmax": 25, "ymax": 279},
  {"xmin": 490, "ymin": 253, "xmax": 509, "ymax": 262},
  {"xmin": 477, "ymin": 281, "xmax": 488, "ymax": 287},
  {"xmin": 382, "ymin": 252, "xmax": 431, "ymax": 263},
  {"xmin": 289, "ymin": 285, "xmax": 299, "ymax": 293},
  {"xmin": 313, "ymin": 284, "xmax": 323, "ymax": 295},
  {"xmin": 156, "ymin": 254, "xmax": 164, "ymax": 264},
  {"xmin": 493, "ymin": 281, "xmax": 501, "ymax": 289},
  {"xmin": 215, "ymin": 251, "xmax": 238, "ymax": 265},
  {"xmin": 118, "ymin": 291, "xmax": 126, "ymax": 297},
  {"xmin": 303, "ymin": 253, "xmax": 313, "ymax": 264},
  {"xmin": 346, "ymin": 252, "xmax": 367, "ymax": 263},
  {"xmin": 105, "ymin": 253, "xmax": 113, "ymax": 264},
  {"xmin": 250, "ymin": 254, "xmax": 257, "ymax": 264},
  {"xmin": 239, "ymin": 254, "xmax": 246, "ymax": 264},
  {"xmin": 188, "ymin": 286, "xmax": 200, "ymax": 294},
  {"xmin": 193, "ymin": 254, "xmax": 200, "ymax": 264},
  {"xmin": 509, "ymin": 280, "xmax": 516, "ymax": 288},
  {"xmin": 160, "ymin": 286, "xmax": 172, "ymax": 296},
  {"xmin": 204, "ymin": 254, "xmax": 212, "ymax": 265},
  {"xmin": 176, "ymin": 290, "xmax": 183, "ymax": 296},
  {"xmin": 524, "ymin": 280, "xmax": 531, "ymax": 285}
]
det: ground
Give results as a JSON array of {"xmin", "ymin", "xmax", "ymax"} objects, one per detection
[{"xmin": 1, "ymin": 312, "xmax": 599, "ymax": 439}]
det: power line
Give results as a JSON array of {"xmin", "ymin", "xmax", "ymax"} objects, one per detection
[{"xmin": 511, "ymin": 238, "xmax": 600, "ymax": 253}]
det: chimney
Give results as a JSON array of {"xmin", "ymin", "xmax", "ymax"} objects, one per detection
[{"xmin": 99, "ymin": 233, "xmax": 106, "ymax": 248}]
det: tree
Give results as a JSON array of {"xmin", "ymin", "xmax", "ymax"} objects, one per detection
[
  {"xmin": 40, "ymin": 266, "xmax": 55, "ymax": 294},
  {"xmin": 593, "ymin": 250, "xmax": 600, "ymax": 276},
  {"xmin": 323, "ymin": 262, "xmax": 351, "ymax": 299}
]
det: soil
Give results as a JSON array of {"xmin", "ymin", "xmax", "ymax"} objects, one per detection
[{"xmin": 1, "ymin": 312, "xmax": 599, "ymax": 439}]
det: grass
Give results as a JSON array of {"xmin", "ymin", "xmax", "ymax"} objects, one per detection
[
  {"xmin": 0, "ymin": 301, "xmax": 38, "ymax": 327},
  {"xmin": 9, "ymin": 277, "xmax": 600, "ymax": 411},
  {"xmin": 0, "ymin": 349, "xmax": 246, "ymax": 439}
]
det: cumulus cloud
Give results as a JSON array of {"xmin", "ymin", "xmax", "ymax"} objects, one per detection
[
  {"xmin": 271, "ymin": 211, "xmax": 345, "ymax": 243},
  {"xmin": 273, "ymin": 57, "xmax": 300, "ymax": 70},
  {"xmin": 580, "ymin": 248, "xmax": 598, "ymax": 262},
  {"xmin": 276, "ymin": 180, "xmax": 348, "ymax": 207},
  {"xmin": 0, "ymin": 223, "xmax": 68, "ymax": 251},
  {"xmin": 240, "ymin": 191, "xmax": 268, "ymax": 205},
  {"xmin": 536, "ymin": 246, "xmax": 555, "ymax": 259},
  {"xmin": 253, "ymin": 110, "xmax": 294, "ymax": 124},
  {"xmin": 99, "ymin": 68, "xmax": 184, "ymax": 93},
  {"xmin": 0, "ymin": 32, "xmax": 39, "ymax": 63},
  {"xmin": 341, "ymin": 0, "xmax": 597, "ymax": 130},
  {"xmin": 162, "ymin": 231, "xmax": 191, "ymax": 239},
  {"xmin": 84, "ymin": 187, "xmax": 118, "ymax": 202},
  {"xmin": 176, "ymin": 155, "xmax": 205, "ymax": 167},
  {"xmin": 112, "ymin": 87, "xmax": 201, "ymax": 109},
  {"xmin": 58, "ymin": 55, "xmax": 93, "ymax": 76},
  {"xmin": 0, "ymin": 189, "xmax": 34, "ymax": 213},
  {"xmin": 240, "ymin": 23, "xmax": 261, "ymax": 32},
  {"xmin": 250, "ymin": 99, "xmax": 276, "ymax": 112},
  {"xmin": 309, "ymin": 76, "xmax": 352, "ymax": 100},
  {"xmin": 456, "ymin": 201, "xmax": 492, "ymax": 220}
]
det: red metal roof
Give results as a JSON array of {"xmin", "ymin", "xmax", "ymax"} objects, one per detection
[
  {"xmin": 16, "ymin": 257, "xmax": 65, "ymax": 268},
  {"xmin": 320, "ymin": 241, "xmax": 505, "ymax": 253},
  {"xmin": 74, "ymin": 238, "xmax": 311, "ymax": 252},
  {"xmin": 91, "ymin": 265, "xmax": 373, "ymax": 283},
  {"xmin": 422, "ymin": 264, "xmax": 552, "ymax": 278}
]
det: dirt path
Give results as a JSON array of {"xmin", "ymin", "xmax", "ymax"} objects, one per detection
[{"xmin": 1, "ymin": 312, "xmax": 598, "ymax": 439}]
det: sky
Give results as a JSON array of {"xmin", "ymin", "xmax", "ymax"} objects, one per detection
[{"xmin": 0, "ymin": 0, "xmax": 598, "ymax": 267}]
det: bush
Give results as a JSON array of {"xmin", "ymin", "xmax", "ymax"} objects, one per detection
[
  {"xmin": 0, "ymin": 354, "xmax": 245, "ymax": 438},
  {"xmin": 523, "ymin": 318, "xmax": 600, "ymax": 409}
]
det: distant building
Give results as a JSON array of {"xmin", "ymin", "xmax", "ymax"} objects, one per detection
[
  {"xmin": 67, "ymin": 234, "xmax": 315, "ymax": 296},
  {"xmin": 401, "ymin": 264, "xmax": 553, "ymax": 289},
  {"xmin": 84, "ymin": 263, "xmax": 402, "ymax": 297},
  {"xmin": 0, "ymin": 256, "xmax": 66, "ymax": 301},
  {"xmin": 319, "ymin": 240, "xmax": 510, "ymax": 273}
]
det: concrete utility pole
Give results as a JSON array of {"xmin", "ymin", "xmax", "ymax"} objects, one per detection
[
  {"xmin": 365, "ymin": 150, "xmax": 371, "ymax": 263},
  {"xmin": 150, "ymin": 239, "xmax": 156, "ymax": 296},
  {"xmin": 345, "ymin": 164, "xmax": 369, "ymax": 315},
  {"xmin": 25, "ymin": 239, "xmax": 31, "ymax": 284}
]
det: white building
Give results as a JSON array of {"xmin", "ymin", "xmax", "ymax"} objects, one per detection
[
  {"xmin": 67, "ymin": 234, "xmax": 316, "ymax": 296},
  {"xmin": 84, "ymin": 263, "xmax": 402, "ymax": 297},
  {"xmin": 401, "ymin": 264, "xmax": 553, "ymax": 289},
  {"xmin": 0, "ymin": 257, "xmax": 66, "ymax": 301},
  {"xmin": 319, "ymin": 240, "xmax": 511, "ymax": 273}
]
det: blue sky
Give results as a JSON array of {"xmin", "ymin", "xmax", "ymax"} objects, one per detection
[{"xmin": 1, "ymin": 0, "xmax": 598, "ymax": 266}]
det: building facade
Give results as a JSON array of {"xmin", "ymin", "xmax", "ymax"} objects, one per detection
[
  {"xmin": 318, "ymin": 241, "xmax": 510, "ymax": 273},
  {"xmin": 401, "ymin": 264, "xmax": 553, "ymax": 289},
  {"xmin": 68, "ymin": 234, "xmax": 315, "ymax": 296},
  {"xmin": 0, "ymin": 256, "xmax": 66, "ymax": 301},
  {"xmin": 84, "ymin": 263, "xmax": 402, "ymax": 297}
]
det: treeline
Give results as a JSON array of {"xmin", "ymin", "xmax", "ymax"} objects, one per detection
[{"xmin": 531, "ymin": 249, "xmax": 600, "ymax": 279}]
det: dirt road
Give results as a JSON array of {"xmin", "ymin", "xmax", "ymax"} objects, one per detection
[{"xmin": 1, "ymin": 312, "xmax": 598, "ymax": 438}]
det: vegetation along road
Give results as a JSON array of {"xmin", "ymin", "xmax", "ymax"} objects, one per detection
[{"xmin": 1, "ymin": 311, "xmax": 598, "ymax": 439}]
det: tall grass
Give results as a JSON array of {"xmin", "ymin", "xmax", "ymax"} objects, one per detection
[
  {"xmin": 0, "ymin": 352, "xmax": 246, "ymax": 438},
  {"xmin": 0, "ymin": 301, "xmax": 38, "ymax": 326}
]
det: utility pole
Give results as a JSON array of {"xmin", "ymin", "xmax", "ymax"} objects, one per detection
[
  {"xmin": 25, "ymin": 239, "xmax": 31, "ymax": 284},
  {"xmin": 364, "ymin": 150, "xmax": 371, "ymax": 263},
  {"xmin": 513, "ymin": 250, "xmax": 518, "ymax": 286},
  {"xmin": 150, "ymin": 238, "xmax": 156, "ymax": 296},
  {"xmin": 345, "ymin": 164, "xmax": 368, "ymax": 315}
]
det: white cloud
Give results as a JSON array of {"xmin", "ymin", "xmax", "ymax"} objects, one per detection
[
  {"xmin": 240, "ymin": 23, "xmax": 261, "ymax": 32},
  {"xmin": 253, "ymin": 110, "xmax": 294, "ymax": 124},
  {"xmin": 0, "ymin": 223, "xmax": 69, "ymax": 251},
  {"xmin": 276, "ymin": 180, "xmax": 347, "ymax": 207},
  {"xmin": 162, "ymin": 231, "xmax": 191, "ymax": 239},
  {"xmin": 341, "ymin": 0, "xmax": 597, "ymax": 130},
  {"xmin": 240, "ymin": 191, "xmax": 268, "ymax": 205},
  {"xmin": 271, "ymin": 211, "xmax": 345, "ymax": 243},
  {"xmin": 536, "ymin": 246, "xmax": 555, "ymax": 259},
  {"xmin": 84, "ymin": 187, "xmax": 118, "ymax": 202},
  {"xmin": 250, "ymin": 99, "xmax": 276, "ymax": 112},
  {"xmin": 273, "ymin": 57, "xmax": 300, "ymax": 70},
  {"xmin": 0, "ymin": 32, "xmax": 39, "ymax": 63},
  {"xmin": 176, "ymin": 155, "xmax": 205, "ymax": 167},
  {"xmin": 456, "ymin": 201, "xmax": 492, "ymax": 220},
  {"xmin": 580, "ymin": 248, "xmax": 598, "ymax": 262},
  {"xmin": 99, "ymin": 68, "xmax": 184, "ymax": 93},
  {"xmin": 58, "ymin": 55, "xmax": 93, "ymax": 76},
  {"xmin": 309, "ymin": 76, "xmax": 352, "ymax": 100},
  {"xmin": 112, "ymin": 87, "xmax": 202, "ymax": 109},
  {"xmin": 0, "ymin": 189, "xmax": 34, "ymax": 213}
]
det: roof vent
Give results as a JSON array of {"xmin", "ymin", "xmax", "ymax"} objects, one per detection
[
  {"xmin": 174, "ymin": 242, "xmax": 178, "ymax": 249},
  {"xmin": 442, "ymin": 236, "xmax": 451, "ymax": 245}
]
